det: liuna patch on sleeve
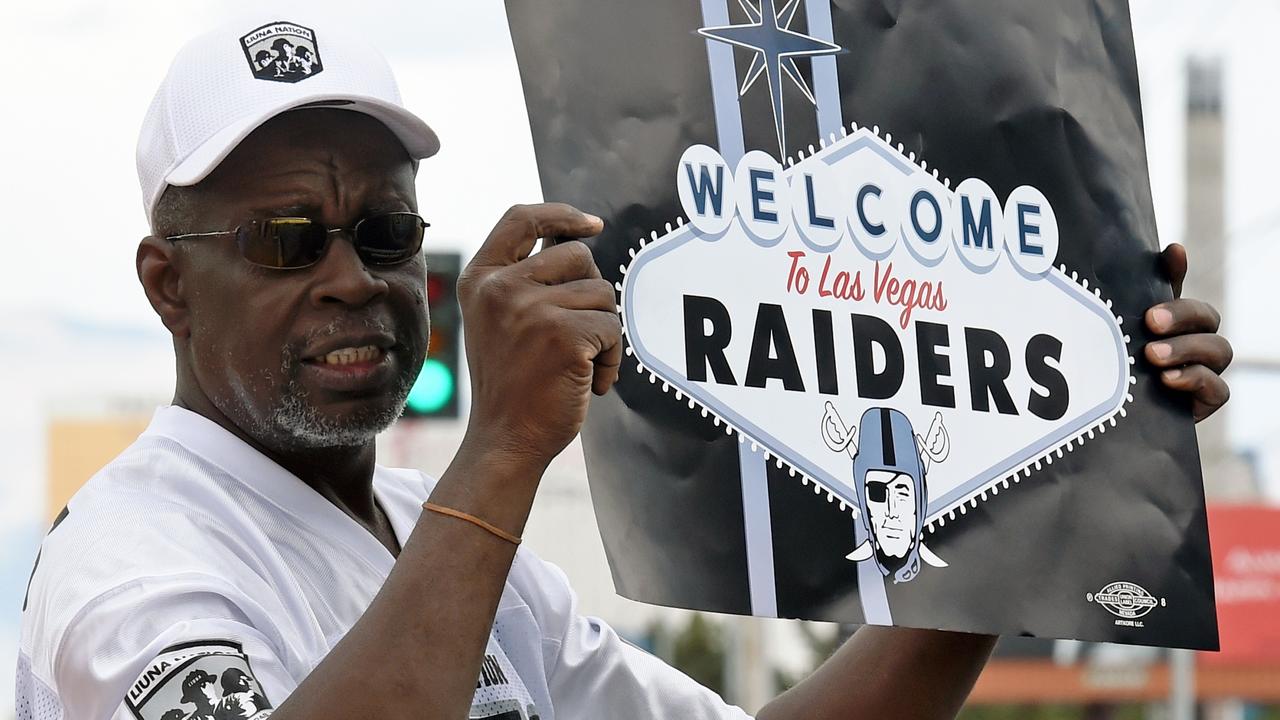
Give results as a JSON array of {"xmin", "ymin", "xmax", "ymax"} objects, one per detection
[{"xmin": 124, "ymin": 640, "xmax": 274, "ymax": 720}]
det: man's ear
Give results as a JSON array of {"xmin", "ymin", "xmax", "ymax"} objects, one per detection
[{"xmin": 137, "ymin": 236, "xmax": 190, "ymax": 338}]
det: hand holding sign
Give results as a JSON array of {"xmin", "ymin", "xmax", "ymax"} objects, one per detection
[
  {"xmin": 458, "ymin": 203, "xmax": 622, "ymax": 469},
  {"xmin": 1146, "ymin": 243, "xmax": 1233, "ymax": 422}
]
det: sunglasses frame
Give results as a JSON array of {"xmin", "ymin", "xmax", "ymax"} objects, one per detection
[{"xmin": 164, "ymin": 211, "xmax": 429, "ymax": 270}]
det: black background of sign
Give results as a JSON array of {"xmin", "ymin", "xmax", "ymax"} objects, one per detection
[{"xmin": 505, "ymin": 0, "xmax": 1217, "ymax": 648}]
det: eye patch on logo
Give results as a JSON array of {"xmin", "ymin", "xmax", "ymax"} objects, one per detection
[{"xmin": 865, "ymin": 481, "xmax": 889, "ymax": 503}]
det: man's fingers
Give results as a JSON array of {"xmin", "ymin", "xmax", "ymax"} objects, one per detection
[
  {"xmin": 1161, "ymin": 243, "xmax": 1188, "ymax": 299},
  {"xmin": 593, "ymin": 336, "xmax": 624, "ymax": 396},
  {"xmin": 520, "ymin": 241, "xmax": 602, "ymax": 285},
  {"xmin": 544, "ymin": 281, "xmax": 622, "ymax": 394},
  {"xmin": 472, "ymin": 203, "xmax": 603, "ymax": 268},
  {"xmin": 575, "ymin": 308, "xmax": 622, "ymax": 353},
  {"xmin": 1145, "ymin": 298, "xmax": 1221, "ymax": 336},
  {"xmin": 570, "ymin": 309, "xmax": 623, "ymax": 396},
  {"xmin": 540, "ymin": 278, "xmax": 617, "ymax": 312},
  {"xmin": 1159, "ymin": 364, "xmax": 1230, "ymax": 422},
  {"xmin": 1145, "ymin": 333, "xmax": 1233, "ymax": 374}
]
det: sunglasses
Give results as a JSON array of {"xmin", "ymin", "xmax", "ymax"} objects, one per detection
[{"xmin": 164, "ymin": 212, "xmax": 429, "ymax": 270}]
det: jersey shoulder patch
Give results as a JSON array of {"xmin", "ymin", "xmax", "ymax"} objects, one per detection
[{"xmin": 123, "ymin": 640, "xmax": 273, "ymax": 720}]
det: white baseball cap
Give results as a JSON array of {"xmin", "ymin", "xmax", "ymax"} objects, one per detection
[{"xmin": 136, "ymin": 17, "xmax": 440, "ymax": 224}]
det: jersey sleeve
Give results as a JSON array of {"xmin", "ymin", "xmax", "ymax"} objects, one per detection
[
  {"xmin": 511, "ymin": 550, "xmax": 754, "ymax": 720},
  {"xmin": 47, "ymin": 574, "xmax": 297, "ymax": 720}
]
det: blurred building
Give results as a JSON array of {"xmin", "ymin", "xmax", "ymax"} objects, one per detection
[
  {"xmin": 45, "ymin": 411, "xmax": 152, "ymax": 523},
  {"xmin": 1183, "ymin": 58, "xmax": 1257, "ymax": 501}
]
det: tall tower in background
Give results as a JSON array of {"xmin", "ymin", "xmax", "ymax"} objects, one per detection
[{"xmin": 1183, "ymin": 58, "xmax": 1254, "ymax": 500}]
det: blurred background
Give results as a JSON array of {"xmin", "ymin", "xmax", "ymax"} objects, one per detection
[{"xmin": 0, "ymin": 1, "xmax": 1277, "ymax": 718}]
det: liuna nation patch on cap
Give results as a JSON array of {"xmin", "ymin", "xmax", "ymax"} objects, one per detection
[
  {"xmin": 124, "ymin": 640, "xmax": 273, "ymax": 720},
  {"xmin": 240, "ymin": 21, "xmax": 324, "ymax": 83}
]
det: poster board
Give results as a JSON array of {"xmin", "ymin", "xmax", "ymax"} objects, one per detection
[{"xmin": 506, "ymin": 0, "xmax": 1217, "ymax": 648}]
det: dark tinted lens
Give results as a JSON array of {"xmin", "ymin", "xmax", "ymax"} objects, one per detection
[
  {"xmin": 239, "ymin": 218, "xmax": 329, "ymax": 268},
  {"xmin": 866, "ymin": 481, "xmax": 888, "ymax": 503},
  {"xmin": 354, "ymin": 212, "xmax": 425, "ymax": 265}
]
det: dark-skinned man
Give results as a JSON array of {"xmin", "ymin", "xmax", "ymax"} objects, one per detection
[{"xmin": 16, "ymin": 16, "xmax": 1232, "ymax": 720}]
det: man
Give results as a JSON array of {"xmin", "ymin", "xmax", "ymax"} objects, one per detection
[
  {"xmin": 291, "ymin": 46, "xmax": 318, "ymax": 76},
  {"xmin": 16, "ymin": 16, "xmax": 1232, "ymax": 720},
  {"xmin": 252, "ymin": 50, "xmax": 273, "ymax": 73},
  {"xmin": 217, "ymin": 669, "xmax": 271, "ymax": 720},
  {"xmin": 179, "ymin": 671, "xmax": 218, "ymax": 720},
  {"xmin": 268, "ymin": 39, "xmax": 298, "ymax": 77}
]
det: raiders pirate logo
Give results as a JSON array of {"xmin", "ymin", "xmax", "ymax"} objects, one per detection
[{"xmin": 240, "ymin": 21, "xmax": 323, "ymax": 83}]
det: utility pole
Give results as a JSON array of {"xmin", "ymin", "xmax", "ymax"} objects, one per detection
[
  {"xmin": 1183, "ymin": 57, "xmax": 1255, "ymax": 501},
  {"xmin": 725, "ymin": 617, "xmax": 772, "ymax": 713},
  {"xmin": 1173, "ymin": 57, "xmax": 1253, "ymax": 720},
  {"xmin": 1182, "ymin": 58, "xmax": 1257, "ymax": 501}
]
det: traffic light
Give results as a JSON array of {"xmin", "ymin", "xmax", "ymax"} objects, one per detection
[{"xmin": 404, "ymin": 252, "xmax": 463, "ymax": 419}]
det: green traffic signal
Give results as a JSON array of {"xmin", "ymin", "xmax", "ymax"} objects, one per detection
[
  {"xmin": 404, "ymin": 251, "xmax": 462, "ymax": 418},
  {"xmin": 406, "ymin": 358, "xmax": 455, "ymax": 414}
]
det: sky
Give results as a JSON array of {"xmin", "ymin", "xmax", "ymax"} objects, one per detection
[{"xmin": 0, "ymin": 0, "xmax": 1278, "ymax": 712}]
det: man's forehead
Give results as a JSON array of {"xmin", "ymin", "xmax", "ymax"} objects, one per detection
[
  {"xmin": 195, "ymin": 110, "xmax": 418, "ymax": 205},
  {"xmin": 152, "ymin": 113, "xmax": 417, "ymax": 234},
  {"xmin": 235, "ymin": 109, "xmax": 411, "ymax": 166}
]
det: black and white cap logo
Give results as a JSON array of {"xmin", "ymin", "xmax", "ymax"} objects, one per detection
[
  {"xmin": 125, "ymin": 641, "xmax": 273, "ymax": 720},
  {"xmin": 240, "ymin": 21, "xmax": 323, "ymax": 83}
]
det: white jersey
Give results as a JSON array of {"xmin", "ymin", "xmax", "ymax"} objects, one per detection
[{"xmin": 17, "ymin": 406, "xmax": 752, "ymax": 720}]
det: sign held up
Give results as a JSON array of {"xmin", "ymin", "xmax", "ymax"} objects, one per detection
[{"xmin": 507, "ymin": 0, "xmax": 1217, "ymax": 648}]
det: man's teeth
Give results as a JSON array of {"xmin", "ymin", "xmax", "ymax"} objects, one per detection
[{"xmin": 319, "ymin": 345, "xmax": 381, "ymax": 365}]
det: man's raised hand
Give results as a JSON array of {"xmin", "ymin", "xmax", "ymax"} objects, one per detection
[{"xmin": 456, "ymin": 203, "xmax": 622, "ymax": 468}]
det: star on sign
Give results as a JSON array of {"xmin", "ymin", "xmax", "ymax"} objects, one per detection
[{"xmin": 699, "ymin": 0, "xmax": 843, "ymax": 159}]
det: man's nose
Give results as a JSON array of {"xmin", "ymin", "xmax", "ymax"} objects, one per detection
[{"xmin": 308, "ymin": 232, "xmax": 389, "ymax": 308}]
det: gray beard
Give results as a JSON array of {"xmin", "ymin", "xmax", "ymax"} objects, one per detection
[
  {"xmin": 266, "ymin": 373, "xmax": 415, "ymax": 448},
  {"xmin": 222, "ymin": 356, "xmax": 417, "ymax": 451},
  {"xmin": 216, "ymin": 316, "xmax": 422, "ymax": 450}
]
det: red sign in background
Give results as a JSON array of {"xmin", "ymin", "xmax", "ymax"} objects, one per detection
[{"xmin": 1204, "ymin": 505, "xmax": 1280, "ymax": 664}]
